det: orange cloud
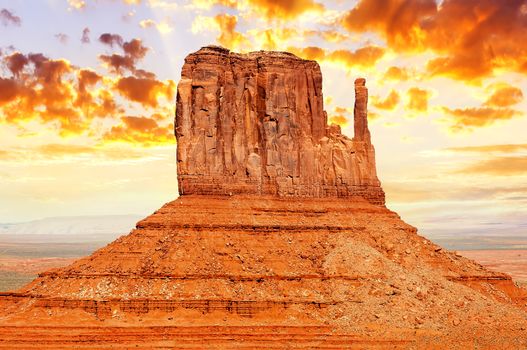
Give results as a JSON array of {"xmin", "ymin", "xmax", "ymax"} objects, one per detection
[
  {"xmin": 341, "ymin": 0, "xmax": 527, "ymax": 81},
  {"xmin": 193, "ymin": 0, "xmax": 238, "ymax": 9},
  {"xmin": 40, "ymin": 143, "xmax": 149, "ymax": 160},
  {"xmin": 192, "ymin": 0, "xmax": 323, "ymax": 20},
  {"xmin": 67, "ymin": 0, "xmax": 86, "ymax": 10},
  {"xmin": 214, "ymin": 14, "xmax": 248, "ymax": 49},
  {"xmin": 426, "ymin": 55, "xmax": 492, "ymax": 82},
  {"xmin": 406, "ymin": 87, "xmax": 430, "ymax": 112},
  {"xmin": 485, "ymin": 84, "xmax": 524, "ymax": 107},
  {"xmin": 304, "ymin": 30, "xmax": 348, "ymax": 43},
  {"xmin": 328, "ymin": 115, "xmax": 348, "ymax": 126},
  {"xmin": 289, "ymin": 46, "xmax": 325, "ymax": 61},
  {"xmin": 341, "ymin": 0, "xmax": 435, "ymax": 51},
  {"xmin": 368, "ymin": 111, "xmax": 381, "ymax": 121},
  {"xmin": 246, "ymin": 0, "xmax": 324, "ymax": 19},
  {"xmin": 68, "ymin": 0, "xmax": 141, "ymax": 11},
  {"xmin": 0, "ymin": 78, "xmax": 20, "ymax": 105},
  {"xmin": 251, "ymin": 27, "xmax": 298, "ymax": 50},
  {"xmin": 290, "ymin": 45, "xmax": 385, "ymax": 69},
  {"xmin": 442, "ymin": 107, "xmax": 522, "ymax": 132},
  {"xmin": 115, "ymin": 76, "xmax": 175, "ymax": 108},
  {"xmin": 327, "ymin": 46, "xmax": 385, "ymax": 69},
  {"xmin": 320, "ymin": 30, "xmax": 348, "ymax": 43},
  {"xmin": 0, "ymin": 39, "xmax": 173, "ymax": 140},
  {"xmin": 103, "ymin": 116, "xmax": 174, "ymax": 146},
  {"xmin": 0, "ymin": 144, "xmax": 150, "ymax": 161},
  {"xmin": 446, "ymin": 144, "xmax": 527, "ymax": 153},
  {"xmin": 383, "ymin": 66, "xmax": 409, "ymax": 81},
  {"xmin": 140, "ymin": 18, "xmax": 173, "ymax": 34},
  {"xmin": 372, "ymin": 90, "xmax": 400, "ymax": 110},
  {"xmin": 74, "ymin": 69, "xmax": 102, "ymax": 110},
  {"xmin": 1, "ymin": 55, "xmax": 88, "ymax": 134},
  {"xmin": 456, "ymin": 156, "xmax": 527, "ymax": 176},
  {"xmin": 140, "ymin": 19, "xmax": 156, "ymax": 28}
]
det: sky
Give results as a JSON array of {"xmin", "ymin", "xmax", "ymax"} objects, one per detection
[{"xmin": 0, "ymin": 0, "xmax": 526, "ymax": 244}]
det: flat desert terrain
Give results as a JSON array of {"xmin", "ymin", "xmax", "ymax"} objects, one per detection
[
  {"xmin": 0, "ymin": 240, "xmax": 102, "ymax": 291},
  {"xmin": 460, "ymin": 250, "xmax": 527, "ymax": 285}
]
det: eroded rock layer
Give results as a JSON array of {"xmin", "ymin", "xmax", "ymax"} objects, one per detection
[{"xmin": 175, "ymin": 46, "xmax": 384, "ymax": 204}]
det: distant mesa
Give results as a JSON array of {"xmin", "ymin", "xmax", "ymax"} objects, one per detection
[{"xmin": 175, "ymin": 45, "xmax": 384, "ymax": 205}]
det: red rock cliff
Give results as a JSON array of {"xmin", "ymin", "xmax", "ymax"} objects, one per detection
[{"xmin": 175, "ymin": 46, "xmax": 385, "ymax": 205}]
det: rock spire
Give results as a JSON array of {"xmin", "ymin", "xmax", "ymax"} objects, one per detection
[{"xmin": 353, "ymin": 78, "xmax": 371, "ymax": 143}]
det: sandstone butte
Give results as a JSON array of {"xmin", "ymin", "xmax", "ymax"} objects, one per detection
[{"xmin": 0, "ymin": 46, "xmax": 526, "ymax": 349}]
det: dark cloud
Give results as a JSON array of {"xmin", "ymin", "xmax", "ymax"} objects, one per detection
[
  {"xmin": 55, "ymin": 33, "xmax": 69, "ymax": 45},
  {"xmin": 5, "ymin": 52, "xmax": 29, "ymax": 77},
  {"xmin": 81, "ymin": 27, "xmax": 91, "ymax": 44},
  {"xmin": 0, "ymin": 9, "xmax": 21, "ymax": 26},
  {"xmin": 99, "ymin": 33, "xmax": 124, "ymax": 48},
  {"xmin": 99, "ymin": 53, "xmax": 136, "ymax": 73},
  {"xmin": 98, "ymin": 38, "xmax": 149, "ymax": 74},
  {"xmin": 122, "ymin": 38, "xmax": 148, "ymax": 60}
]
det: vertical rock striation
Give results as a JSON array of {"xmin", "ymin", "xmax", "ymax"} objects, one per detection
[{"xmin": 175, "ymin": 46, "xmax": 385, "ymax": 205}]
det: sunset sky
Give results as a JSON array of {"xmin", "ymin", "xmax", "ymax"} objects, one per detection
[{"xmin": 1, "ymin": 0, "xmax": 526, "ymax": 244}]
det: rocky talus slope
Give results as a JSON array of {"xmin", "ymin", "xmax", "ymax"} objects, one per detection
[{"xmin": 0, "ymin": 46, "xmax": 525, "ymax": 349}]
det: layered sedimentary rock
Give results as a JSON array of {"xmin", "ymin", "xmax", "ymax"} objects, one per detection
[
  {"xmin": 0, "ymin": 47, "xmax": 526, "ymax": 348},
  {"xmin": 0, "ymin": 196, "xmax": 526, "ymax": 348},
  {"xmin": 176, "ymin": 46, "xmax": 384, "ymax": 204}
]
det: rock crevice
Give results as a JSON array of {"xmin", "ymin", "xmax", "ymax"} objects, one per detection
[{"xmin": 175, "ymin": 46, "xmax": 385, "ymax": 205}]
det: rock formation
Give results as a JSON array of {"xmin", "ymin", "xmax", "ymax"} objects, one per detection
[
  {"xmin": 0, "ymin": 46, "xmax": 525, "ymax": 348},
  {"xmin": 175, "ymin": 46, "xmax": 384, "ymax": 204}
]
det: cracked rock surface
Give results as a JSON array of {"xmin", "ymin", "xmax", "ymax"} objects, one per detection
[{"xmin": 176, "ymin": 46, "xmax": 384, "ymax": 204}]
